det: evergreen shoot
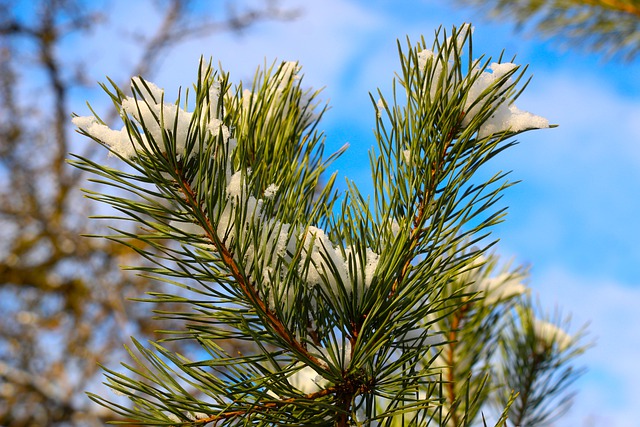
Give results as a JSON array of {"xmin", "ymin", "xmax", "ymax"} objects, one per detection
[{"xmin": 70, "ymin": 24, "xmax": 589, "ymax": 426}]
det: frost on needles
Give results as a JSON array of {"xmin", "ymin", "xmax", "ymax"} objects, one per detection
[{"xmin": 70, "ymin": 24, "xmax": 587, "ymax": 427}]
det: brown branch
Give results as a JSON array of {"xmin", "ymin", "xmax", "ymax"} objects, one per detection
[
  {"xmin": 585, "ymin": 0, "xmax": 640, "ymax": 19},
  {"xmin": 512, "ymin": 351, "xmax": 544, "ymax": 426},
  {"xmin": 174, "ymin": 162, "xmax": 327, "ymax": 371},
  {"xmin": 190, "ymin": 386, "xmax": 336, "ymax": 424},
  {"xmin": 446, "ymin": 310, "xmax": 461, "ymax": 426},
  {"xmin": 38, "ymin": 6, "xmax": 71, "ymax": 201},
  {"xmin": 129, "ymin": 0, "xmax": 300, "ymax": 82},
  {"xmin": 191, "ymin": 374, "xmax": 374, "ymax": 424},
  {"xmin": 389, "ymin": 124, "xmax": 457, "ymax": 298},
  {"xmin": 444, "ymin": 301, "xmax": 472, "ymax": 427}
]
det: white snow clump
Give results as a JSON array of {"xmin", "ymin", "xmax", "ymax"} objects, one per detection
[
  {"xmin": 73, "ymin": 75, "xmax": 228, "ymax": 159},
  {"xmin": 264, "ymin": 183, "xmax": 279, "ymax": 198},
  {"xmin": 416, "ymin": 26, "xmax": 549, "ymax": 138},
  {"xmin": 288, "ymin": 364, "xmax": 327, "ymax": 394},
  {"xmin": 472, "ymin": 271, "xmax": 528, "ymax": 306},
  {"xmin": 286, "ymin": 341, "xmax": 351, "ymax": 394},
  {"xmin": 74, "ymin": 69, "xmax": 378, "ymax": 313},
  {"xmin": 532, "ymin": 319, "xmax": 573, "ymax": 353}
]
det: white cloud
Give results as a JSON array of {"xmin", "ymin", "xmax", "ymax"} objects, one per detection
[
  {"xmin": 507, "ymin": 71, "xmax": 640, "ymax": 174},
  {"xmin": 154, "ymin": 0, "xmax": 384, "ymax": 91},
  {"xmin": 480, "ymin": 69, "xmax": 640, "ymax": 286}
]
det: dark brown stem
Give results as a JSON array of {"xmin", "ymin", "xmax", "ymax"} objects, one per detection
[
  {"xmin": 513, "ymin": 351, "xmax": 544, "ymax": 426},
  {"xmin": 190, "ymin": 386, "xmax": 339, "ymax": 424},
  {"xmin": 175, "ymin": 164, "xmax": 327, "ymax": 370},
  {"xmin": 441, "ymin": 298, "xmax": 473, "ymax": 427},
  {"xmin": 389, "ymin": 121, "xmax": 458, "ymax": 298}
]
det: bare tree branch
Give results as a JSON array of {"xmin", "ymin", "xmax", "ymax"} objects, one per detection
[{"xmin": 0, "ymin": 0, "xmax": 299, "ymax": 425}]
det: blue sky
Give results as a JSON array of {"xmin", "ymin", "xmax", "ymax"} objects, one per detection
[{"xmin": 70, "ymin": 1, "xmax": 640, "ymax": 425}]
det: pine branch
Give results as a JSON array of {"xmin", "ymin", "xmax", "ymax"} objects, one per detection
[
  {"xmin": 67, "ymin": 24, "xmax": 589, "ymax": 426},
  {"xmin": 494, "ymin": 301, "xmax": 591, "ymax": 425},
  {"xmin": 455, "ymin": 0, "xmax": 640, "ymax": 60}
]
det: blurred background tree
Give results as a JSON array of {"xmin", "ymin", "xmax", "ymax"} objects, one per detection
[
  {"xmin": 454, "ymin": 0, "xmax": 640, "ymax": 61},
  {"xmin": 2, "ymin": 0, "xmax": 627, "ymax": 425},
  {"xmin": 0, "ymin": 1, "xmax": 297, "ymax": 425}
]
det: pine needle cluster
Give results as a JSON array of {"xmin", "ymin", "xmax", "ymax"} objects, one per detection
[
  {"xmin": 455, "ymin": 0, "xmax": 640, "ymax": 61},
  {"xmin": 70, "ymin": 24, "xmax": 589, "ymax": 426}
]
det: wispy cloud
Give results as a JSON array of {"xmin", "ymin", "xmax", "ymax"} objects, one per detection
[{"xmin": 154, "ymin": 0, "xmax": 383, "ymax": 90}]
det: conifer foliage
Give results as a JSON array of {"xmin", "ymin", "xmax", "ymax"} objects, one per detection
[
  {"xmin": 70, "ymin": 25, "xmax": 588, "ymax": 426},
  {"xmin": 454, "ymin": 0, "xmax": 640, "ymax": 61}
]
